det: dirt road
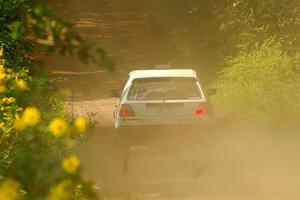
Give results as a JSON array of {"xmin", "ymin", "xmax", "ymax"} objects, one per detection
[
  {"xmin": 72, "ymin": 96, "xmax": 299, "ymax": 199},
  {"xmin": 45, "ymin": 0, "xmax": 299, "ymax": 199}
]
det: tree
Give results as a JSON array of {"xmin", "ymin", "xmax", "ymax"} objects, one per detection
[
  {"xmin": 137, "ymin": 0, "xmax": 300, "ymax": 78},
  {"xmin": 215, "ymin": 0, "xmax": 300, "ymax": 53}
]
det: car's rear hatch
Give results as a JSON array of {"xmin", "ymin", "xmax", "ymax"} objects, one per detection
[{"xmin": 118, "ymin": 76, "xmax": 210, "ymax": 125}]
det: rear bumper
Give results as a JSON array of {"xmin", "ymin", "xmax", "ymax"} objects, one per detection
[
  {"xmin": 117, "ymin": 115, "xmax": 210, "ymax": 126},
  {"xmin": 116, "ymin": 124, "xmax": 204, "ymax": 131},
  {"xmin": 115, "ymin": 115, "xmax": 213, "ymax": 133}
]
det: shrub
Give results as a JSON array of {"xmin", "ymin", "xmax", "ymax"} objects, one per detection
[
  {"xmin": 0, "ymin": 0, "xmax": 111, "ymax": 199},
  {"xmin": 212, "ymin": 39, "xmax": 300, "ymax": 126}
]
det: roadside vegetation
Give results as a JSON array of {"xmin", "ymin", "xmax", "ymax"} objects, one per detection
[
  {"xmin": 0, "ymin": 0, "xmax": 112, "ymax": 199},
  {"xmin": 213, "ymin": 39, "xmax": 300, "ymax": 126}
]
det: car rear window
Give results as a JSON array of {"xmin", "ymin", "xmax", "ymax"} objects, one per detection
[{"xmin": 127, "ymin": 77, "xmax": 202, "ymax": 100}]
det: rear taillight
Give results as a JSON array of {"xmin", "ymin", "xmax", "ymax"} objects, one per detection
[
  {"xmin": 195, "ymin": 108, "xmax": 205, "ymax": 115},
  {"xmin": 195, "ymin": 103, "xmax": 213, "ymax": 116},
  {"xmin": 119, "ymin": 104, "xmax": 135, "ymax": 117}
]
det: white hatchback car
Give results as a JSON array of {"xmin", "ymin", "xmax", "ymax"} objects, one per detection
[{"xmin": 110, "ymin": 69, "xmax": 216, "ymax": 133}]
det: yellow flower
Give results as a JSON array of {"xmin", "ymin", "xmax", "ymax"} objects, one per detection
[
  {"xmin": 2, "ymin": 97, "xmax": 15, "ymax": 104},
  {"xmin": 48, "ymin": 118, "xmax": 68, "ymax": 137},
  {"xmin": 46, "ymin": 179, "xmax": 72, "ymax": 200},
  {"xmin": 16, "ymin": 79, "xmax": 27, "ymax": 91},
  {"xmin": 0, "ymin": 85, "xmax": 6, "ymax": 93},
  {"xmin": 7, "ymin": 97, "xmax": 15, "ymax": 104},
  {"xmin": 22, "ymin": 107, "xmax": 41, "ymax": 127},
  {"xmin": 74, "ymin": 117, "xmax": 87, "ymax": 134},
  {"xmin": 62, "ymin": 155, "xmax": 80, "ymax": 174},
  {"xmin": 0, "ymin": 178, "xmax": 21, "ymax": 200},
  {"xmin": 0, "ymin": 48, "xmax": 3, "ymax": 57},
  {"xmin": 0, "ymin": 122, "xmax": 4, "ymax": 128},
  {"xmin": 0, "ymin": 71, "xmax": 6, "ymax": 79},
  {"xmin": 14, "ymin": 118, "xmax": 26, "ymax": 131}
]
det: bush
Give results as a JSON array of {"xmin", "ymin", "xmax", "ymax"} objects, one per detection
[
  {"xmin": 212, "ymin": 39, "xmax": 300, "ymax": 126},
  {"xmin": 0, "ymin": 0, "xmax": 110, "ymax": 199}
]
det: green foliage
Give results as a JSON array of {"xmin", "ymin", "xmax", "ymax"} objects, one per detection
[
  {"xmin": 137, "ymin": 0, "xmax": 300, "ymax": 77},
  {"xmin": 212, "ymin": 39, "xmax": 300, "ymax": 126},
  {"xmin": 0, "ymin": 0, "xmax": 110, "ymax": 199},
  {"xmin": 216, "ymin": 0, "xmax": 300, "ymax": 52}
]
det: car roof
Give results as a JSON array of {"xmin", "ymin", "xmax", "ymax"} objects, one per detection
[{"xmin": 129, "ymin": 69, "xmax": 197, "ymax": 79}]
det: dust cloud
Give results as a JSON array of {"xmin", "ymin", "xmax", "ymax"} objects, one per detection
[{"xmin": 73, "ymin": 102, "xmax": 299, "ymax": 199}]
